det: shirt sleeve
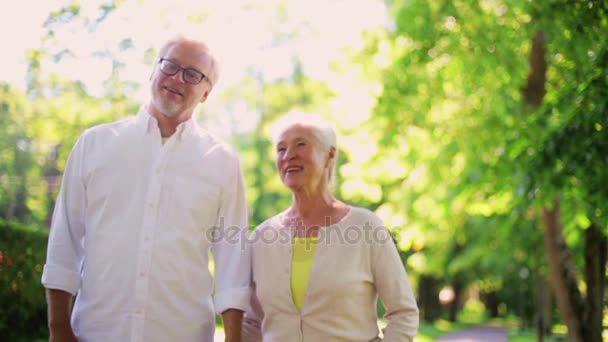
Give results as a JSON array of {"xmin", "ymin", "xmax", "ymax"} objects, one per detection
[
  {"xmin": 212, "ymin": 154, "xmax": 251, "ymax": 314},
  {"xmin": 41, "ymin": 135, "xmax": 87, "ymax": 295},
  {"xmin": 241, "ymin": 230, "xmax": 263, "ymax": 342},
  {"xmin": 369, "ymin": 213, "xmax": 419, "ymax": 342}
]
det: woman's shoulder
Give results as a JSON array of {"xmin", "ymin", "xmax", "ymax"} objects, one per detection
[
  {"xmin": 250, "ymin": 212, "xmax": 286, "ymax": 236},
  {"xmin": 249, "ymin": 212, "xmax": 293, "ymax": 249},
  {"xmin": 342, "ymin": 205, "xmax": 384, "ymax": 225}
]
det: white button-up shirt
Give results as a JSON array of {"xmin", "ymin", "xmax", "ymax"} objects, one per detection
[
  {"xmin": 243, "ymin": 207, "xmax": 419, "ymax": 342},
  {"xmin": 42, "ymin": 108, "xmax": 251, "ymax": 342}
]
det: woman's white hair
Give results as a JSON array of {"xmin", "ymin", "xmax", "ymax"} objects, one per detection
[{"xmin": 270, "ymin": 111, "xmax": 339, "ymax": 187}]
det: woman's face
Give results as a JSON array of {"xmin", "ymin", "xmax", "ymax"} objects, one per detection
[{"xmin": 275, "ymin": 124, "xmax": 330, "ymax": 192}]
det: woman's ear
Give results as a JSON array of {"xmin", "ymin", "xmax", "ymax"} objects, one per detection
[{"xmin": 326, "ymin": 146, "xmax": 336, "ymax": 165}]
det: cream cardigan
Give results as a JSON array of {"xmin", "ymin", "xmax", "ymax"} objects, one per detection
[{"xmin": 242, "ymin": 206, "xmax": 419, "ymax": 342}]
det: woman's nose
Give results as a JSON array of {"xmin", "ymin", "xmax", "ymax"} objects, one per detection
[{"xmin": 282, "ymin": 148, "xmax": 295, "ymax": 160}]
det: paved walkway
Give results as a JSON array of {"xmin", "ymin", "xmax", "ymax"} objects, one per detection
[
  {"xmin": 435, "ymin": 327, "xmax": 507, "ymax": 342},
  {"xmin": 214, "ymin": 329, "xmax": 225, "ymax": 341},
  {"xmin": 216, "ymin": 326, "xmax": 508, "ymax": 341}
]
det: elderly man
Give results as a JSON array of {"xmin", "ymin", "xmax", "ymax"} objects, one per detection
[{"xmin": 42, "ymin": 35, "xmax": 250, "ymax": 342}]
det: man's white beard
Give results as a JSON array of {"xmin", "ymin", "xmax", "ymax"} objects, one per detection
[{"xmin": 156, "ymin": 97, "xmax": 182, "ymax": 118}]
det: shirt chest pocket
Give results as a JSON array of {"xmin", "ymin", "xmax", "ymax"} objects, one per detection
[{"xmin": 170, "ymin": 178, "xmax": 221, "ymax": 230}]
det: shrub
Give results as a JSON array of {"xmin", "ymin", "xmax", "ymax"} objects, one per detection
[{"xmin": 0, "ymin": 220, "xmax": 49, "ymax": 341}]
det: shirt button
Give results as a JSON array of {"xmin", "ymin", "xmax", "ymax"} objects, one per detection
[
  {"xmin": 139, "ymin": 272, "xmax": 145, "ymax": 277},
  {"xmin": 144, "ymin": 236, "xmax": 150, "ymax": 241},
  {"xmin": 135, "ymin": 308, "xmax": 141, "ymax": 314},
  {"xmin": 148, "ymin": 202, "xmax": 154, "ymax": 208}
]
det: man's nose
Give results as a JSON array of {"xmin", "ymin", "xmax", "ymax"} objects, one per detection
[{"xmin": 170, "ymin": 69, "xmax": 186, "ymax": 83}]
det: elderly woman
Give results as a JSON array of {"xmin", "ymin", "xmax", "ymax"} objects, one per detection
[{"xmin": 242, "ymin": 112, "xmax": 419, "ymax": 341}]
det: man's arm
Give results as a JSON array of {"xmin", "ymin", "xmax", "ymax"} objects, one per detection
[
  {"xmin": 241, "ymin": 279, "xmax": 263, "ymax": 342},
  {"xmin": 222, "ymin": 308, "xmax": 244, "ymax": 342},
  {"xmin": 212, "ymin": 154, "xmax": 251, "ymax": 325},
  {"xmin": 46, "ymin": 289, "xmax": 77, "ymax": 342},
  {"xmin": 42, "ymin": 135, "xmax": 88, "ymax": 341}
]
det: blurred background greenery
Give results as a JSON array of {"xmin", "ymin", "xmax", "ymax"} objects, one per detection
[{"xmin": 0, "ymin": 0, "xmax": 606, "ymax": 341}]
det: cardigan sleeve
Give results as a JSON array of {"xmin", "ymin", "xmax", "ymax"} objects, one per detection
[{"xmin": 368, "ymin": 213, "xmax": 419, "ymax": 341}]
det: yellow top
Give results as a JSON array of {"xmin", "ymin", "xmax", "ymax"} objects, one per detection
[{"xmin": 291, "ymin": 236, "xmax": 319, "ymax": 311}]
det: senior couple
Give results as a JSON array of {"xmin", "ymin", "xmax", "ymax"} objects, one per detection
[{"xmin": 42, "ymin": 35, "xmax": 419, "ymax": 342}]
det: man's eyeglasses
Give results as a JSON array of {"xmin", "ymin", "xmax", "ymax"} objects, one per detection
[{"xmin": 157, "ymin": 58, "xmax": 210, "ymax": 85}]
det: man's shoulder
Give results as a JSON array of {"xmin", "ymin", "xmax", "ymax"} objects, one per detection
[
  {"xmin": 192, "ymin": 127, "xmax": 239, "ymax": 159},
  {"xmin": 81, "ymin": 115, "xmax": 137, "ymax": 140}
]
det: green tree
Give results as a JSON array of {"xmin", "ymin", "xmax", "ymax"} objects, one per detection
[
  {"xmin": 0, "ymin": 84, "xmax": 35, "ymax": 222},
  {"xmin": 516, "ymin": 2, "xmax": 608, "ymax": 340},
  {"xmin": 359, "ymin": 1, "xmax": 606, "ymax": 339}
]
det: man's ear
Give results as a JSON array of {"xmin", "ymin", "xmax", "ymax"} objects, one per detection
[
  {"xmin": 200, "ymin": 89, "xmax": 211, "ymax": 103},
  {"xmin": 150, "ymin": 63, "xmax": 159, "ymax": 80}
]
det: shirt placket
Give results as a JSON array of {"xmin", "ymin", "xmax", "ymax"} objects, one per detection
[{"xmin": 130, "ymin": 137, "xmax": 171, "ymax": 341}]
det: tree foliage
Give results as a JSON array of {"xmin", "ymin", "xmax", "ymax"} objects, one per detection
[{"xmin": 356, "ymin": 0, "xmax": 606, "ymax": 337}]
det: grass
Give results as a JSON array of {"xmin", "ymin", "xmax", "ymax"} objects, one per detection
[
  {"xmin": 507, "ymin": 322, "xmax": 569, "ymax": 342},
  {"xmin": 508, "ymin": 328, "xmax": 568, "ymax": 342}
]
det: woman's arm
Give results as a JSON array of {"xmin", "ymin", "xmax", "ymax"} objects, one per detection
[{"xmin": 370, "ymin": 217, "xmax": 419, "ymax": 342}]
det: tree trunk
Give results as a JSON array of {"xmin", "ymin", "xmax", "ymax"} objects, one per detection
[
  {"xmin": 418, "ymin": 275, "xmax": 441, "ymax": 322},
  {"xmin": 480, "ymin": 291, "xmax": 499, "ymax": 318},
  {"xmin": 522, "ymin": 31, "xmax": 547, "ymax": 107},
  {"xmin": 582, "ymin": 222, "xmax": 607, "ymax": 342},
  {"xmin": 523, "ymin": 31, "xmax": 588, "ymax": 342},
  {"xmin": 542, "ymin": 198, "xmax": 584, "ymax": 342},
  {"xmin": 535, "ymin": 270, "xmax": 552, "ymax": 341},
  {"xmin": 45, "ymin": 143, "xmax": 61, "ymax": 227},
  {"xmin": 12, "ymin": 140, "xmax": 31, "ymax": 221}
]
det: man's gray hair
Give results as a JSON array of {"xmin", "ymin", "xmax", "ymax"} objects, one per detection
[
  {"xmin": 270, "ymin": 111, "xmax": 339, "ymax": 187},
  {"xmin": 158, "ymin": 35, "xmax": 220, "ymax": 86}
]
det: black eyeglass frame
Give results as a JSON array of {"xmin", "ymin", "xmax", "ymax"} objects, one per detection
[{"xmin": 157, "ymin": 58, "xmax": 211, "ymax": 85}]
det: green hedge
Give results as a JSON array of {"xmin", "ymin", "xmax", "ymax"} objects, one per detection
[{"xmin": 0, "ymin": 220, "xmax": 49, "ymax": 341}]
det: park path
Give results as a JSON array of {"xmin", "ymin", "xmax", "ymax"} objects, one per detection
[
  {"xmin": 215, "ymin": 326, "xmax": 508, "ymax": 341},
  {"xmin": 435, "ymin": 327, "xmax": 507, "ymax": 342},
  {"xmin": 214, "ymin": 329, "xmax": 225, "ymax": 341}
]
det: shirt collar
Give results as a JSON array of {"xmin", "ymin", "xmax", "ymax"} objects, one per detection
[
  {"xmin": 174, "ymin": 116, "xmax": 198, "ymax": 140},
  {"xmin": 135, "ymin": 106, "xmax": 200, "ymax": 141}
]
